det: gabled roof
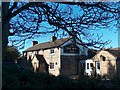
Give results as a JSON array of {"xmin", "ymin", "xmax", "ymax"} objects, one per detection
[
  {"xmin": 24, "ymin": 37, "xmax": 71, "ymax": 52},
  {"xmin": 88, "ymin": 49, "xmax": 97, "ymax": 58},
  {"xmin": 92, "ymin": 48, "xmax": 120, "ymax": 60}
]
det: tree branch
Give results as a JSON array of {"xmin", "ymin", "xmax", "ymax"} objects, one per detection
[{"xmin": 9, "ymin": 2, "xmax": 40, "ymax": 19}]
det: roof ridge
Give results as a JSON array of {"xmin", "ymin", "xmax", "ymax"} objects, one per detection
[
  {"xmin": 25, "ymin": 37, "xmax": 71, "ymax": 52},
  {"xmin": 36, "ymin": 37, "xmax": 71, "ymax": 45}
]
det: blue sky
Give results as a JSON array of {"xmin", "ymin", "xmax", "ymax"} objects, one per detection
[
  {"xmin": 19, "ymin": 18, "xmax": 119, "ymax": 54},
  {"xmin": 19, "ymin": 20, "xmax": 119, "ymax": 54},
  {"xmin": 18, "ymin": 27, "xmax": 118, "ymax": 54},
  {"xmin": 8, "ymin": 2, "xmax": 119, "ymax": 54}
]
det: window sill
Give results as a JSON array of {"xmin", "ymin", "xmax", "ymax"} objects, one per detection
[{"xmin": 49, "ymin": 69, "xmax": 55, "ymax": 71}]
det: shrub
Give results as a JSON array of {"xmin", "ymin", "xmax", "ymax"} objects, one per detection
[
  {"xmin": 2, "ymin": 71, "xmax": 20, "ymax": 89},
  {"xmin": 4, "ymin": 46, "xmax": 20, "ymax": 62},
  {"xmin": 3, "ymin": 64, "xmax": 120, "ymax": 89}
]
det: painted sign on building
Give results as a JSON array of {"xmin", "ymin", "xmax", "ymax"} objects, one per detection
[{"xmin": 63, "ymin": 44, "xmax": 79, "ymax": 53}]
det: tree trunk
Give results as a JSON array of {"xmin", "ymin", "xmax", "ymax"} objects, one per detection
[{"xmin": 2, "ymin": 2, "xmax": 10, "ymax": 61}]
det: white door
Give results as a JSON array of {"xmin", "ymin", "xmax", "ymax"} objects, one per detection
[
  {"xmin": 96, "ymin": 62, "xmax": 100, "ymax": 75},
  {"xmin": 85, "ymin": 59, "xmax": 93, "ymax": 76}
]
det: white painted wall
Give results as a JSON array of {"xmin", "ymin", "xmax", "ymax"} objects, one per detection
[{"xmin": 42, "ymin": 48, "xmax": 61, "ymax": 76}]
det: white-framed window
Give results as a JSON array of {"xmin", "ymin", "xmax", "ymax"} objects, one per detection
[
  {"xmin": 90, "ymin": 63, "xmax": 93, "ymax": 68},
  {"xmin": 97, "ymin": 62, "xmax": 100, "ymax": 69},
  {"xmin": 87, "ymin": 63, "xmax": 89, "ymax": 69},
  {"xmin": 34, "ymin": 51, "xmax": 38, "ymax": 54},
  {"xmin": 50, "ymin": 62, "xmax": 54, "ymax": 69},
  {"xmin": 50, "ymin": 48, "xmax": 54, "ymax": 54}
]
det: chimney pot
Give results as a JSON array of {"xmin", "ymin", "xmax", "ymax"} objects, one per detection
[
  {"xmin": 51, "ymin": 35, "xmax": 57, "ymax": 42},
  {"xmin": 70, "ymin": 31, "xmax": 77, "ymax": 37},
  {"xmin": 32, "ymin": 41, "xmax": 38, "ymax": 46}
]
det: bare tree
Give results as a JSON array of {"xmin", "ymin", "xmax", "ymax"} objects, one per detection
[{"xmin": 2, "ymin": 2, "xmax": 119, "ymax": 60}]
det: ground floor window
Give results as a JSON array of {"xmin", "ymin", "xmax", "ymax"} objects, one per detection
[
  {"xmin": 90, "ymin": 63, "xmax": 93, "ymax": 68},
  {"xmin": 50, "ymin": 63, "xmax": 54, "ymax": 69},
  {"xmin": 87, "ymin": 63, "xmax": 89, "ymax": 69}
]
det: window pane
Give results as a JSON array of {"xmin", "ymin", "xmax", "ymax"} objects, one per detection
[
  {"xmin": 87, "ymin": 63, "xmax": 89, "ymax": 69},
  {"xmin": 97, "ymin": 62, "xmax": 100, "ymax": 69},
  {"xmin": 50, "ymin": 63, "xmax": 54, "ymax": 69},
  {"xmin": 50, "ymin": 49, "xmax": 54, "ymax": 54},
  {"xmin": 100, "ymin": 55, "xmax": 106, "ymax": 61},
  {"xmin": 90, "ymin": 63, "xmax": 93, "ymax": 67}
]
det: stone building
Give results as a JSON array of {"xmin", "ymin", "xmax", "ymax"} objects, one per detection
[
  {"xmin": 23, "ymin": 36, "xmax": 89, "ymax": 76},
  {"xmin": 92, "ymin": 48, "xmax": 120, "ymax": 79},
  {"xmin": 20, "ymin": 35, "xmax": 120, "ymax": 79}
]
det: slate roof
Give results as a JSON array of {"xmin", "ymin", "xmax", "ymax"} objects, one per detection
[
  {"xmin": 88, "ymin": 49, "xmax": 97, "ymax": 58},
  {"xmin": 25, "ymin": 37, "xmax": 71, "ymax": 52},
  {"xmin": 94, "ymin": 48, "xmax": 120, "ymax": 59},
  {"xmin": 106, "ymin": 48, "xmax": 120, "ymax": 59}
]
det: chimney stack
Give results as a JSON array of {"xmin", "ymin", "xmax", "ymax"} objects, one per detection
[
  {"xmin": 32, "ymin": 41, "xmax": 38, "ymax": 46},
  {"xmin": 51, "ymin": 35, "xmax": 57, "ymax": 42}
]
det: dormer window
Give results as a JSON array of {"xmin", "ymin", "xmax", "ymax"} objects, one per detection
[
  {"xmin": 50, "ymin": 48, "xmax": 54, "ymax": 54},
  {"xmin": 100, "ymin": 55, "xmax": 106, "ymax": 61}
]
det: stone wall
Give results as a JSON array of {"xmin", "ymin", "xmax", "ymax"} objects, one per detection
[
  {"xmin": 100, "ymin": 60, "xmax": 116, "ymax": 79},
  {"xmin": 42, "ymin": 48, "xmax": 61, "ymax": 76},
  {"xmin": 25, "ymin": 48, "xmax": 61, "ymax": 76},
  {"xmin": 93, "ymin": 50, "xmax": 117, "ymax": 79}
]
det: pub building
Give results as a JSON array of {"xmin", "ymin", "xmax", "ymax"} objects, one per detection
[{"xmin": 23, "ymin": 35, "xmax": 89, "ymax": 76}]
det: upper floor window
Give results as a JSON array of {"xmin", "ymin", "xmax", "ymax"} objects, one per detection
[
  {"xmin": 100, "ymin": 55, "xmax": 106, "ymax": 61},
  {"xmin": 34, "ymin": 51, "xmax": 38, "ymax": 54},
  {"xmin": 50, "ymin": 49, "xmax": 54, "ymax": 54}
]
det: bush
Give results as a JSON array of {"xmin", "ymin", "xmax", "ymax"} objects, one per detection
[
  {"xmin": 2, "ymin": 71, "xmax": 20, "ymax": 89},
  {"xmin": 4, "ymin": 46, "xmax": 20, "ymax": 62},
  {"xmin": 3, "ymin": 64, "xmax": 120, "ymax": 89}
]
